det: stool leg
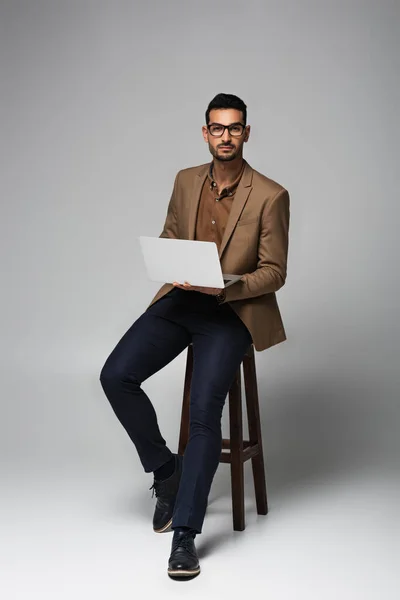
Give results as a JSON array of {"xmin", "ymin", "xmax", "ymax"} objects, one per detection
[
  {"xmin": 178, "ymin": 345, "xmax": 193, "ymax": 456},
  {"xmin": 243, "ymin": 347, "xmax": 268, "ymax": 515},
  {"xmin": 229, "ymin": 367, "xmax": 245, "ymax": 531}
]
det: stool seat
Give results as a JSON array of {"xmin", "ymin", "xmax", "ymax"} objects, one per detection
[{"xmin": 178, "ymin": 343, "xmax": 268, "ymax": 531}]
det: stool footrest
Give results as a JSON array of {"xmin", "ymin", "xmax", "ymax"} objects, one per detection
[
  {"xmin": 220, "ymin": 442, "xmax": 260, "ymax": 463},
  {"xmin": 222, "ymin": 439, "xmax": 252, "ymax": 450}
]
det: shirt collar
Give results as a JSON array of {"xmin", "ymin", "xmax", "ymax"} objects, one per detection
[{"xmin": 208, "ymin": 159, "xmax": 246, "ymax": 193}]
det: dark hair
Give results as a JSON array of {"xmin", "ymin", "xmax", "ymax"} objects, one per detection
[{"xmin": 205, "ymin": 93, "xmax": 247, "ymax": 125}]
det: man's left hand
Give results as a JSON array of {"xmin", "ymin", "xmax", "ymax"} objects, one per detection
[{"xmin": 172, "ymin": 281, "xmax": 223, "ymax": 296}]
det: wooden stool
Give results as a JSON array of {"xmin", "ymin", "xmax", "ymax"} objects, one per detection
[{"xmin": 178, "ymin": 343, "xmax": 268, "ymax": 531}]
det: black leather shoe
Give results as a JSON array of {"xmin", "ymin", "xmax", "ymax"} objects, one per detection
[
  {"xmin": 149, "ymin": 454, "xmax": 183, "ymax": 533},
  {"xmin": 168, "ymin": 528, "xmax": 200, "ymax": 578}
]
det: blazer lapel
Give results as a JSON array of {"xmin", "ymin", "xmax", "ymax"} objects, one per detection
[
  {"xmin": 188, "ymin": 166, "xmax": 208, "ymax": 240},
  {"xmin": 218, "ymin": 161, "xmax": 253, "ymax": 258}
]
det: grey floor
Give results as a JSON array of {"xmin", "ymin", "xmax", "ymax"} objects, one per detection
[
  {"xmin": 2, "ymin": 463, "xmax": 398, "ymax": 599},
  {"xmin": 2, "ymin": 370, "xmax": 399, "ymax": 599}
]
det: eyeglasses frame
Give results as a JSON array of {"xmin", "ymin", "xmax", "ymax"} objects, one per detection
[{"xmin": 206, "ymin": 121, "xmax": 247, "ymax": 137}]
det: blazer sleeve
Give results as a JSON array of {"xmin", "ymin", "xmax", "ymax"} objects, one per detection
[
  {"xmin": 223, "ymin": 188, "xmax": 290, "ymax": 302},
  {"xmin": 159, "ymin": 172, "xmax": 180, "ymax": 239}
]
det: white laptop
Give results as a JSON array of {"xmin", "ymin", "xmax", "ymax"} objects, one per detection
[{"xmin": 139, "ymin": 236, "xmax": 243, "ymax": 289}]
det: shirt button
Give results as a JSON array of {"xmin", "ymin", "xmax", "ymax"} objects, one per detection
[{"xmin": 212, "ymin": 220, "xmax": 216, "ymax": 225}]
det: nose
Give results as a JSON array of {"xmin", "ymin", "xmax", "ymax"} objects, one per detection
[{"xmin": 221, "ymin": 128, "xmax": 232, "ymax": 143}]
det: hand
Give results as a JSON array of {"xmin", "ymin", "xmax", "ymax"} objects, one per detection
[{"xmin": 172, "ymin": 281, "xmax": 223, "ymax": 296}]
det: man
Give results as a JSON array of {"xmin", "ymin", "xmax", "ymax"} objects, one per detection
[{"xmin": 100, "ymin": 93, "xmax": 290, "ymax": 579}]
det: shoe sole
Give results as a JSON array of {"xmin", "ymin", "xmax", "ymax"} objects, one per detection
[
  {"xmin": 168, "ymin": 567, "xmax": 200, "ymax": 577},
  {"xmin": 153, "ymin": 518, "xmax": 173, "ymax": 533}
]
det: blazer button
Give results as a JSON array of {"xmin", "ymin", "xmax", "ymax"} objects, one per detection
[{"xmin": 212, "ymin": 220, "xmax": 216, "ymax": 225}]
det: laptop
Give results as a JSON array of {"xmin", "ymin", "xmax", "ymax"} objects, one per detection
[{"xmin": 139, "ymin": 236, "xmax": 243, "ymax": 289}]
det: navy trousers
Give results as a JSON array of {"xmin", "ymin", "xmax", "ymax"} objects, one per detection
[{"xmin": 99, "ymin": 288, "xmax": 252, "ymax": 533}]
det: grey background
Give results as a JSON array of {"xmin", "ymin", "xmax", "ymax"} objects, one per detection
[{"xmin": 1, "ymin": 1, "xmax": 399, "ymax": 598}]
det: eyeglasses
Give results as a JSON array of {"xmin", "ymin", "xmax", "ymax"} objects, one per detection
[{"xmin": 207, "ymin": 122, "xmax": 246, "ymax": 137}]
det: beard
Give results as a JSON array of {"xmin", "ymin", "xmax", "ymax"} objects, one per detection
[{"xmin": 209, "ymin": 142, "xmax": 240, "ymax": 162}]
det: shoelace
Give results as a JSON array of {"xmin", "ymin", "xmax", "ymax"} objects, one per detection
[
  {"xmin": 149, "ymin": 480, "xmax": 169, "ymax": 499},
  {"xmin": 149, "ymin": 483, "xmax": 159, "ymax": 498},
  {"xmin": 172, "ymin": 530, "xmax": 197, "ymax": 553}
]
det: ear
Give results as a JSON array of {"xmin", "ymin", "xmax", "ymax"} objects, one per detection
[
  {"xmin": 202, "ymin": 125, "xmax": 209, "ymax": 143},
  {"xmin": 244, "ymin": 125, "xmax": 251, "ymax": 142}
]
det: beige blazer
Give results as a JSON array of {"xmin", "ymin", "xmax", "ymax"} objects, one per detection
[{"xmin": 147, "ymin": 161, "xmax": 290, "ymax": 352}]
